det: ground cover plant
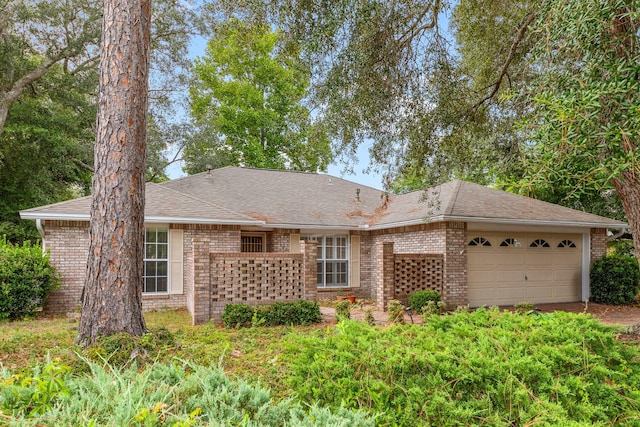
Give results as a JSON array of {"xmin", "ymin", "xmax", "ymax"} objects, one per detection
[
  {"xmin": 2, "ymin": 308, "xmax": 640, "ymax": 426},
  {"xmin": 286, "ymin": 308, "xmax": 640, "ymax": 426}
]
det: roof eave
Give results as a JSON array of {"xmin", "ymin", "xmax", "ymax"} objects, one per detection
[
  {"xmin": 366, "ymin": 215, "xmax": 627, "ymax": 230},
  {"xmin": 19, "ymin": 212, "xmax": 265, "ymax": 226}
]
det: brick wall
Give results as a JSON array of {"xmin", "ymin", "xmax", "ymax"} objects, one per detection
[
  {"xmin": 590, "ymin": 228, "xmax": 607, "ymax": 263},
  {"xmin": 203, "ymin": 243, "xmax": 316, "ymax": 325},
  {"xmin": 442, "ymin": 222, "xmax": 467, "ymax": 307},
  {"xmin": 43, "ymin": 221, "xmax": 90, "ymax": 313},
  {"xmin": 43, "ymin": 221, "xmax": 194, "ymax": 315}
]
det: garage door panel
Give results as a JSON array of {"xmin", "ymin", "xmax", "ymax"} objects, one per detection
[
  {"xmin": 496, "ymin": 271, "xmax": 524, "ymax": 283},
  {"xmin": 526, "ymin": 253, "xmax": 553, "ymax": 266},
  {"xmin": 468, "ymin": 232, "xmax": 582, "ymax": 307},
  {"xmin": 525, "ymin": 270, "xmax": 554, "ymax": 282},
  {"xmin": 468, "ymin": 271, "xmax": 495, "ymax": 285},
  {"xmin": 496, "ymin": 253, "xmax": 525, "ymax": 266}
]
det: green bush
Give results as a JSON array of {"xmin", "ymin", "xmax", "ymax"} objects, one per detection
[
  {"xmin": 0, "ymin": 239, "xmax": 59, "ymax": 320},
  {"xmin": 407, "ymin": 290, "xmax": 441, "ymax": 312},
  {"xmin": 335, "ymin": 300, "xmax": 351, "ymax": 320},
  {"xmin": 287, "ymin": 309, "xmax": 640, "ymax": 426},
  {"xmin": 1, "ymin": 359, "xmax": 375, "ymax": 426},
  {"xmin": 387, "ymin": 300, "xmax": 405, "ymax": 324},
  {"xmin": 222, "ymin": 303, "xmax": 254, "ymax": 328},
  {"xmin": 223, "ymin": 301, "xmax": 322, "ymax": 328},
  {"xmin": 590, "ymin": 255, "xmax": 640, "ymax": 305}
]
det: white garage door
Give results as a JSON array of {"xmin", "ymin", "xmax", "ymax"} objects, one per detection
[{"xmin": 467, "ymin": 232, "xmax": 582, "ymax": 307}]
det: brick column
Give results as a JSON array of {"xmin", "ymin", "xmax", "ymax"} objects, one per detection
[
  {"xmin": 191, "ymin": 236, "xmax": 211, "ymax": 325},
  {"xmin": 375, "ymin": 241, "xmax": 395, "ymax": 311},
  {"xmin": 302, "ymin": 240, "xmax": 318, "ymax": 301},
  {"xmin": 590, "ymin": 228, "xmax": 607, "ymax": 263},
  {"xmin": 442, "ymin": 222, "xmax": 467, "ymax": 307}
]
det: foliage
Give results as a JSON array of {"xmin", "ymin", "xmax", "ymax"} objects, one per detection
[
  {"xmin": 420, "ymin": 300, "xmax": 447, "ymax": 319},
  {"xmin": 514, "ymin": 302, "xmax": 536, "ymax": 314},
  {"xmin": 187, "ymin": 18, "xmax": 332, "ymax": 173},
  {"xmin": 84, "ymin": 327, "xmax": 176, "ymax": 368},
  {"xmin": 0, "ymin": 239, "xmax": 59, "ymax": 320},
  {"xmin": 608, "ymin": 239, "xmax": 635, "ymax": 257},
  {"xmin": 386, "ymin": 300, "xmax": 405, "ymax": 324},
  {"xmin": 223, "ymin": 301, "xmax": 322, "ymax": 328},
  {"xmin": 222, "ymin": 303, "xmax": 254, "ymax": 328},
  {"xmin": 364, "ymin": 309, "xmax": 375, "ymax": 325},
  {"xmin": 335, "ymin": 300, "xmax": 351, "ymax": 320},
  {"xmin": 0, "ymin": 358, "xmax": 374, "ymax": 426},
  {"xmin": 407, "ymin": 290, "xmax": 441, "ymax": 312},
  {"xmin": 590, "ymin": 255, "xmax": 640, "ymax": 305},
  {"xmin": 286, "ymin": 309, "xmax": 640, "ymax": 426}
]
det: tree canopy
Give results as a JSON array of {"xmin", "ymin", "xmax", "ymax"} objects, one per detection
[{"xmin": 186, "ymin": 18, "xmax": 332, "ymax": 173}]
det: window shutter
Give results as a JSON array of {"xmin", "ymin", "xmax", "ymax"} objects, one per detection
[
  {"xmin": 290, "ymin": 233, "xmax": 301, "ymax": 253},
  {"xmin": 169, "ymin": 229, "xmax": 184, "ymax": 294},
  {"xmin": 350, "ymin": 235, "xmax": 360, "ymax": 288}
]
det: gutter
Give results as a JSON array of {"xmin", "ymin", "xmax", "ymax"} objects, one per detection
[
  {"xmin": 365, "ymin": 215, "xmax": 627, "ymax": 231},
  {"xmin": 19, "ymin": 212, "xmax": 265, "ymax": 226}
]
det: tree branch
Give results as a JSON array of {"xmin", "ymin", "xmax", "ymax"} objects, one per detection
[{"xmin": 472, "ymin": 11, "xmax": 537, "ymax": 110}]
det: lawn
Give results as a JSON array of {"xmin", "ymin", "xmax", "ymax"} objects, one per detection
[{"xmin": 2, "ymin": 308, "xmax": 640, "ymax": 426}]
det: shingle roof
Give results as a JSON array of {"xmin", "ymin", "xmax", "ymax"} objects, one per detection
[{"xmin": 20, "ymin": 167, "xmax": 625, "ymax": 229}]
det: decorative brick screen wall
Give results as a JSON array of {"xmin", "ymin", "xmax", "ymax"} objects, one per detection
[
  {"xmin": 210, "ymin": 253, "xmax": 305, "ymax": 303},
  {"xmin": 393, "ymin": 254, "xmax": 444, "ymax": 304}
]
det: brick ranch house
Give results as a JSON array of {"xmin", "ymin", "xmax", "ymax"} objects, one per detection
[{"xmin": 20, "ymin": 166, "xmax": 625, "ymax": 324}]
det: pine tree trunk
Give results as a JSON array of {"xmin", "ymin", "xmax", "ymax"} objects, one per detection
[
  {"xmin": 613, "ymin": 170, "xmax": 640, "ymax": 261},
  {"xmin": 76, "ymin": 0, "xmax": 150, "ymax": 345}
]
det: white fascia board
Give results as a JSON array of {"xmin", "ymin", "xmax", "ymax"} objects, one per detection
[
  {"xmin": 267, "ymin": 223, "xmax": 360, "ymax": 231},
  {"xmin": 20, "ymin": 212, "xmax": 264, "ymax": 226},
  {"xmin": 366, "ymin": 215, "xmax": 626, "ymax": 231}
]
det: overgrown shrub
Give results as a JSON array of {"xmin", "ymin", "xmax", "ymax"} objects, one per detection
[
  {"xmin": 514, "ymin": 302, "xmax": 536, "ymax": 314},
  {"xmin": 1, "ymin": 359, "xmax": 375, "ymax": 426},
  {"xmin": 84, "ymin": 327, "xmax": 176, "ymax": 367},
  {"xmin": 222, "ymin": 303, "xmax": 254, "ymax": 328},
  {"xmin": 590, "ymin": 255, "xmax": 640, "ymax": 305},
  {"xmin": 223, "ymin": 301, "xmax": 322, "ymax": 328},
  {"xmin": 407, "ymin": 290, "xmax": 440, "ymax": 312},
  {"xmin": 335, "ymin": 300, "xmax": 351, "ymax": 320},
  {"xmin": 387, "ymin": 300, "xmax": 405, "ymax": 324},
  {"xmin": 287, "ymin": 309, "xmax": 640, "ymax": 426},
  {"xmin": 364, "ymin": 309, "xmax": 375, "ymax": 325},
  {"xmin": 0, "ymin": 239, "xmax": 59, "ymax": 320}
]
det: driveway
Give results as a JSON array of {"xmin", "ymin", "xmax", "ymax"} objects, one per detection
[{"xmin": 321, "ymin": 302, "xmax": 640, "ymax": 327}]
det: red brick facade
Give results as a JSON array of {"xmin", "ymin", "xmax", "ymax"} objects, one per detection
[{"xmin": 40, "ymin": 219, "xmax": 612, "ymax": 321}]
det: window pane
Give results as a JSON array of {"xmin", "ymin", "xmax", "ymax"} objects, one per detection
[
  {"xmin": 146, "ymin": 230, "xmax": 156, "ymax": 243},
  {"xmin": 157, "ymin": 261, "xmax": 168, "ymax": 276},
  {"xmin": 145, "ymin": 277, "xmax": 156, "ymax": 293},
  {"xmin": 146, "ymin": 244, "xmax": 156, "ymax": 259},
  {"xmin": 156, "ymin": 277, "xmax": 168, "ymax": 292},
  {"xmin": 157, "ymin": 243, "xmax": 168, "ymax": 259},
  {"xmin": 157, "ymin": 230, "xmax": 168, "ymax": 243},
  {"xmin": 146, "ymin": 261, "xmax": 157, "ymax": 277}
]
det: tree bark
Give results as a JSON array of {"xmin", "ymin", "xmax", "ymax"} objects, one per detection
[
  {"xmin": 77, "ymin": 0, "xmax": 150, "ymax": 345},
  {"xmin": 613, "ymin": 170, "xmax": 640, "ymax": 261}
]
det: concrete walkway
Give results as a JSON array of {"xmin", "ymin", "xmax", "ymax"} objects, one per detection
[{"xmin": 321, "ymin": 302, "xmax": 640, "ymax": 327}]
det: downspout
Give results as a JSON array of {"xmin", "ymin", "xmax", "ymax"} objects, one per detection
[{"xmin": 36, "ymin": 219, "xmax": 46, "ymax": 253}]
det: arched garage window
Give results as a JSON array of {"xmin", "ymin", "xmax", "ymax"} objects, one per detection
[
  {"xmin": 500, "ymin": 238, "xmax": 522, "ymax": 247},
  {"xmin": 558, "ymin": 240, "xmax": 577, "ymax": 248},
  {"xmin": 530, "ymin": 239, "xmax": 550, "ymax": 248},
  {"xmin": 468, "ymin": 237, "xmax": 491, "ymax": 246}
]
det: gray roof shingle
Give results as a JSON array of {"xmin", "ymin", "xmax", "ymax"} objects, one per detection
[{"xmin": 20, "ymin": 167, "xmax": 625, "ymax": 229}]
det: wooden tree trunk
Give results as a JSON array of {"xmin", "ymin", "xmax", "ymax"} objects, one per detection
[
  {"xmin": 613, "ymin": 171, "xmax": 640, "ymax": 261},
  {"xmin": 76, "ymin": 0, "xmax": 150, "ymax": 345}
]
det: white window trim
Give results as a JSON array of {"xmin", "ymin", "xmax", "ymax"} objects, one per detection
[
  {"xmin": 303, "ymin": 234, "xmax": 350, "ymax": 288},
  {"xmin": 143, "ymin": 227, "xmax": 170, "ymax": 295}
]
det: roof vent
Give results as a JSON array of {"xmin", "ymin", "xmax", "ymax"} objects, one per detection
[
  {"xmin": 206, "ymin": 164, "xmax": 212, "ymax": 174},
  {"xmin": 328, "ymin": 178, "xmax": 333, "ymax": 186},
  {"xmin": 356, "ymin": 188, "xmax": 360, "ymax": 202}
]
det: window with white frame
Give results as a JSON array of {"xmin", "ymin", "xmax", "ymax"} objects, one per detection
[
  {"xmin": 144, "ymin": 228, "xmax": 168, "ymax": 293},
  {"xmin": 302, "ymin": 234, "xmax": 349, "ymax": 287}
]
